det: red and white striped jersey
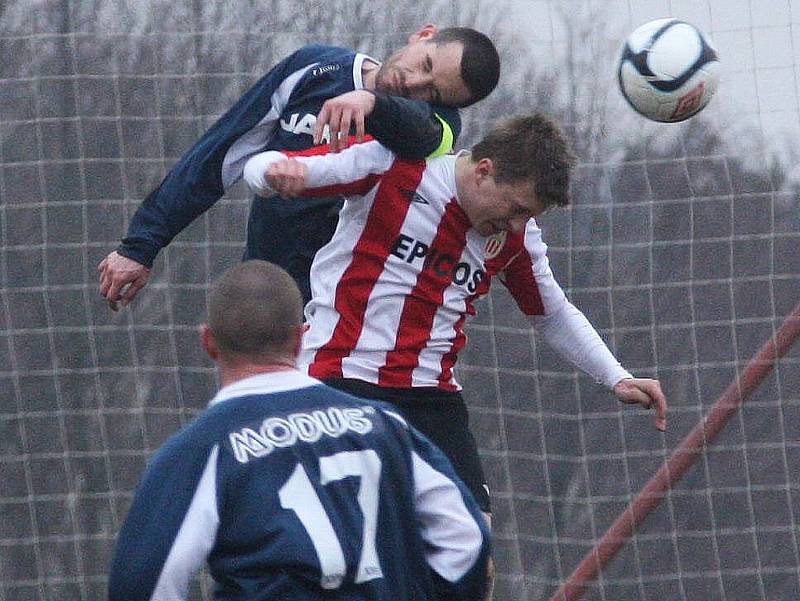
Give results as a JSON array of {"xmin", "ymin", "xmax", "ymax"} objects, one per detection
[{"xmin": 244, "ymin": 141, "xmax": 631, "ymax": 391}]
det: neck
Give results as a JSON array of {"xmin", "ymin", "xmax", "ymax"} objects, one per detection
[
  {"xmin": 453, "ymin": 151, "xmax": 472, "ymax": 199},
  {"xmin": 361, "ymin": 58, "xmax": 380, "ymax": 90},
  {"xmin": 217, "ymin": 359, "xmax": 297, "ymax": 389}
]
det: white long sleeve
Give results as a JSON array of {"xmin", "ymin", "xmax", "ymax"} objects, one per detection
[
  {"xmin": 242, "ymin": 150, "xmax": 287, "ymax": 196},
  {"xmin": 242, "ymin": 141, "xmax": 396, "ymax": 198},
  {"xmin": 529, "ymin": 300, "xmax": 633, "ymax": 389}
]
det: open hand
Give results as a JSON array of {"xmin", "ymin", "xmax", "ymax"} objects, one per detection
[{"xmin": 313, "ymin": 90, "xmax": 375, "ymax": 152}]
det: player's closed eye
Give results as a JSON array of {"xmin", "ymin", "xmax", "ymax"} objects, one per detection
[{"xmin": 423, "ymin": 56, "xmax": 443, "ymax": 103}]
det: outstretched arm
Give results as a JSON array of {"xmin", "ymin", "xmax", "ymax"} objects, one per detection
[
  {"xmin": 531, "ymin": 303, "xmax": 668, "ymax": 431},
  {"xmin": 243, "ymin": 140, "xmax": 398, "ymax": 199},
  {"xmin": 99, "ymin": 45, "xmax": 327, "ymax": 309},
  {"xmin": 367, "ymin": 92, "xmax": 459, "ymax": 159},
  {"xmin": 503, "ymin": 221, "xmax": 668, "ymax": 431}
]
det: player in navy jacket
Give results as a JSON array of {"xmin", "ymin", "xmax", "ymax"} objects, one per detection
[
  {"xmin": 98, "ymin": 26, "xmax": 500, "ymax": 307},
  {"xmin": 107, "ymin": 260, "xmax": 491, "ymax": 601}
]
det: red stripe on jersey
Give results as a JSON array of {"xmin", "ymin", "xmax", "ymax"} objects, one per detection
[
  {"xmin": 309, "ymin": 159, "xmax": 427, "ymax": 379},
  {"xmin": 305, "ymin": 174, "xmax": 382, "ymax": 198},
  {"xmin": 438, "ymin": 307, "xmax": 470, "ymax": 390},
  {"xmin": 501, "ymin": 241, "xmax": 545, "ymax": 315},
  {"xmin": 378, "ymin": 199, "xmax": 471, "ymax": 387},
  {"xmin": 283, "ymin": 135, "xmax": 375, "ymax": 157}
]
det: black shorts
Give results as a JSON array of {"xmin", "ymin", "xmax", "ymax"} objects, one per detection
[{"xmin": 323, "ymin": 378, "xmax": 491, "ymax": 512}]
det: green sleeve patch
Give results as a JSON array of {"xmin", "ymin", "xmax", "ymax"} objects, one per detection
[{"xmin": 427, "ymin": 113, "xmax": 455, "ymax": 159}]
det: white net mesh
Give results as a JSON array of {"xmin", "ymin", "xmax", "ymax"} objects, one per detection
[{"xmin": 1, "ymin": 1, "xmax": 799, "ymax": 600}]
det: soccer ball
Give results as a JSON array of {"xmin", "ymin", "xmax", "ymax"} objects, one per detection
[{"xmin": 617, "ymin": 18, "xmax": 720, "ymax": 122}]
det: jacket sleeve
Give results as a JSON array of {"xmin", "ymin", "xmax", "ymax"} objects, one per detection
[
  {"xmin": 365, "ymin": 92, "xmax": 460, "ymax": 159},
  {"xmin": 402, "ymin": 420, "xmax": 490, "ymax": 601},
  {"xmin": 243, "ymin": 140, "xmax": 398, "ymax": 199},
  {"xmin": 117, "ymin": 45, "xmax": 325, "ymax": 267},
  {"xmin": 108, "ymin": 439, "xmax": 220, "ymax": 601}
]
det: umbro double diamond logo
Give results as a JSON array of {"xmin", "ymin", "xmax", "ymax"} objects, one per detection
[{"xmin": 399, "ymin": 188, "xmax": 430, "ymax": 205}]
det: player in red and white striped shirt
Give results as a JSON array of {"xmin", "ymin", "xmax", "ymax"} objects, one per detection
[{"xmin": 244, "ymin": 114, "xmax": 668, "ymax": 516}]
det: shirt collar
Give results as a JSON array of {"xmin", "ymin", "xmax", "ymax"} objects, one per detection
[
  {"xmin": 354, "ymin": 52, "xmax": 380, "ymax": 90},
  {"xmin": 209, "ymin": 370, "xmax": 322, "ymax": 406}
]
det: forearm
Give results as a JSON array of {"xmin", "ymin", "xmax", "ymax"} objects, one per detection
[
  {"xmin": 243, "ymin": 151, "xmax": 288, "ymax": 197},
  {"xmin": 117, "ymin": 47, "xmax": 321, "ymax": 265},
  {"xmin": 365, "ymin": 92, "xmax": 457, "ymax": 159},
  {"xmin": 243, "ymin": 142, "xmax": 395, "ymax": 198},
  {"xmin": 118, "ymin": 165, "xmax": 225, "ymax": 267},
  {"xmin": 530, "ymin": 301, "xmax": 633, "ymax": 389}
]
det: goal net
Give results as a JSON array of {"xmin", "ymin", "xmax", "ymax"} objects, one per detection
[{"xmin": 1, "ymin": 1, "xmax": 798, "ymax": 600}]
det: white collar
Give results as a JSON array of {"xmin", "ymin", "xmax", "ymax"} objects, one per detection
[
  {"xmin": 209, "ymin": 370, "xmax": 322, "ymax": 406},
  {"xmin": 353, "ymin": 52, "xmax": 380, "ymax": 90}
]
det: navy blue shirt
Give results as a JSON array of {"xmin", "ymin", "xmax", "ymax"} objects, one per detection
[
  {"xmin": 118, "ymin": 45, "xmax": 460, "ymax": 302},
  {"xmin": 108, "ymin": 371, "xmax": 489, "ymax": 601}
]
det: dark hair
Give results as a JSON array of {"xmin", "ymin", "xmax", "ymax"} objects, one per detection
[
  {"xmin": 471, "ymin": 113, "xmax": 576, "ymax": 209},
  {"xmin": 208, "ymin": 260, "xmax": 303, "ymax": 357},
  {"xmin": 431, "ymin": 27, "xmax": 499, "ymax": 107}
]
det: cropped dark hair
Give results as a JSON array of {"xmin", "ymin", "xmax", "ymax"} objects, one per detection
[
  {"xmin": 471, "ymin": 113, "xmax": 576, "ymax": 209},
  {"xmin": 431, "ymin": 27, "xmax": 500, "ymax": 107},
  {"xmin": 208, "ymin": 260, "xmax": 303, "ymax": 357}
]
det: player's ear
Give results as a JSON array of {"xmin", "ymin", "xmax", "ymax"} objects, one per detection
[
  {"xmin": 200, "ymin": 324, "xmax": 220, "ymax": 361},
  {"xmin": 475, "ymin": 158, "xmax": 494, "ymax": 183},
  {"xmin": 410, "ymin": 24, "xmax": 437, "ymax": 43}
]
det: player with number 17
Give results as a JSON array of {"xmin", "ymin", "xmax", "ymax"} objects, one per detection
[{"xmin": 108, "ymin": 261, "xmax": 491, "ymax": 601}]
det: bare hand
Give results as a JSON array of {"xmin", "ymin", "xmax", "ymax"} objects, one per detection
[
  {"xmin": 98, "ymin": 251, "xmax": 150, "ymax": 311},
  {"xmin": 613, "ymin": 377, "xmax": 668, "ymax": 431},
  {"xmin": 267, "ymin": 159, "xmax": 308, "ymax": 197},
  {"xmin": 313, "ymin": 90, "xmax": 375, "ymax": 152}
]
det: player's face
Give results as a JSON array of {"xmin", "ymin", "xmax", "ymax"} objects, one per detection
[
  {"xmin": 465, "ymin": 167, "xmax": 543, "ymax": 237},
  {"xmin": 375, "ymin": 39, "xmax": 469, "ymax": 107}
]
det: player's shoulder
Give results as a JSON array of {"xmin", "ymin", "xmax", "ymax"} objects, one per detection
[
  {"xmin": 421, "ymin": 153, "xmax": 459, "ymax": 190},
  {"xmin": 289, "ymin": 44, "xmax": 356, "ymax": 65},
  {"xmin": 142, "ymin": 407, "xmax": 228, "ymax": 475},
  {"xmin": 369, "ymin": 402, "xmax": 410, "ymax": 429},
  {"xmin": 431, "ymin": 104, "xmax": 462, "ymax": 139}
]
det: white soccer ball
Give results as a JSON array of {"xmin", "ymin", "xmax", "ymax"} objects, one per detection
[{"xmin": 617, "ymin": 18, "xmax": 720, "ymax": 122}]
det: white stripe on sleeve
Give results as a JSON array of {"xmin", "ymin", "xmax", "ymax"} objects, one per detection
[
  {"xmin": 411, "ymin": 451, "xmax": 483, "ymax": 582},
  {"xmin": 381, "ymin": 409, "xmax": 409, "ymax": 427},
  {"xmin": 221, "ymin": 64, "xmax": 314, "ymax": 189},
  {"xmin": 150, "ymin": 445, "xmax": 220, "ymax": 601}
]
